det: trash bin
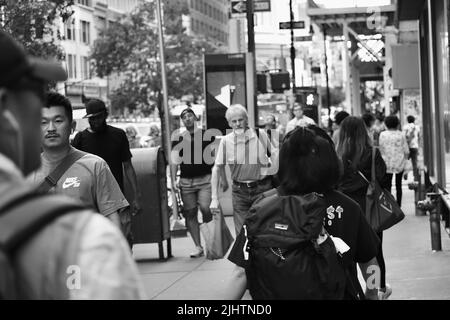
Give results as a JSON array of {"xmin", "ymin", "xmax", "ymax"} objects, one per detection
[{"xmin": 125, "ymin": 147, "xmax": 171, "ymax": 259}]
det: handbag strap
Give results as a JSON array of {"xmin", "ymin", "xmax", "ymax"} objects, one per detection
[
  {"xmin": 371, "ymin": 146, "xmax": 376, "ymax": 184},
  {"xmin": 36, "ymin": 149, "xmax": 87, "ymax": 194},
  {"xmin": 356, "ymin": 147, "xmax": 376, "ymax": 185}
]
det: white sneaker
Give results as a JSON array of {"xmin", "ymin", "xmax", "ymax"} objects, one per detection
[
  {"xmin": 378, "ymin": 284, "xmax": 392, "ymax": 300},
  {"xmin": 190, "ymin": 246, "xmax": 204, "ymax": 258}
]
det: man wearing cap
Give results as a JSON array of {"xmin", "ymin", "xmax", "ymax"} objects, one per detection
[
  {"xmin": 72, "ymin": 98, "xmax": 141, "ymax": 247},
  {"xmin": 0, "ymin": 30, "xmax": 145, "ymax": 299},
  {"xmin": 28, "ymin": 92, "xmax": 129, "ymax": 229},
  {"xmin": 285, "ymin": 103, "xmax": 316, "ymax": 134},
  {"xmin": 171, "ymin": 107, "xmax": 216, "ymax": 258}
]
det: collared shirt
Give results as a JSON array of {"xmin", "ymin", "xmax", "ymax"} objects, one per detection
[
  {"xmin": 214, "ymin": 128, "xmax": 278, "ymax": 182},
  {"xmin": 0, "ymin": 154, "xmax": 146, "ymax": 299},
  {"xmin": 285, "ymin": 116, "xmax": 316, "ymax": 133},
  {"xmin": 28, "ymin": 147, "xmax": 129, "ymax": 217}
]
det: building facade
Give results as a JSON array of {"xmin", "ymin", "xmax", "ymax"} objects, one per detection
[
  {"xmin": 397, "ymin": 0, "xmax": 450, "ymax": 193},
  {"xmin": 60, "ymin": 0, "xmax": 139, "ymax": 108},
  {"xmin": 185, "ymin": 0, "xmax": 230, "ymax": 47}
]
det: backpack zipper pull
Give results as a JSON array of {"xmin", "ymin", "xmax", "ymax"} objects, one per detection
[{"xmin": 243, "ymin": 225, "xmax": 249, "ymax": 261}]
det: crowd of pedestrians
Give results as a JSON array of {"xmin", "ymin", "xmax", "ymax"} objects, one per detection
[{"xmin": 1, "ymin": 28, "xmax": 422, "ymax": 300}]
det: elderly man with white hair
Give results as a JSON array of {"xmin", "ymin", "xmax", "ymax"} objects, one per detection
[{"xmin": 209, "ymin": 104, "xmax": 279, "ymax": 235}]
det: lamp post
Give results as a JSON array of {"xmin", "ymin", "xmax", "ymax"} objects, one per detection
[
  {"xmin": 155, "ymin": 0, "xmax": 179, "ymax": 221},
  {"xmin": 289, "ymin": 0, "xmax": 296, "ymax": 88}
]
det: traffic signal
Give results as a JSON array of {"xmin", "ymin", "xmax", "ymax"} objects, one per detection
[
  {"xmin": 270, "ymin": 72, "xmax": 290, "ymax": 93},
  {"xmin": 257, "ymin": 73, "xmax": 267, "ymax": 93}
]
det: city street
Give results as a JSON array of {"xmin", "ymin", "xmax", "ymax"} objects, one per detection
[{"xmin": 133, "ymin": 186, "xmax": 450, "ymax": 300}]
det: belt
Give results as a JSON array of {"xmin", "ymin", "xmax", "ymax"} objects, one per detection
[{"xmin": 233, "ymin": 176, "xmax": 271, "ymax": 188}]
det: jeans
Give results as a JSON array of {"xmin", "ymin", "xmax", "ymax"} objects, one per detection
[{"xmin": 231, "ymin": 178, "xmax": 273, "ymax": 236}]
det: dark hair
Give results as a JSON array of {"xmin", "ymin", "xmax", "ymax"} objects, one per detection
[
  {"xmin": 376, "ymin": 114, "xmax": 385, "ymax": 122},
  {"xmin": 46, "ymin": 92, "xmax": 73, "ymax": 123},
  {"xmin": 407, "ymin": 115, "xmax": 415, "ymax": 123},
  {"xmin": 384, "ymin": 115, "xmax": 399, "ymax": 129},
  {"xmin": 336, "ymin": 116, "xmax": 372, "ymax": 169},
  {"xmin": 334, "ymin": 111, "xmax": 349, "ymax": 126},
  {"xmin": 279, "ymin": 126, "xmax": 340, "ymax": 195},
  {"xmin": 361, "ymin": 113, "xmax": 375, "ymax": 128}
]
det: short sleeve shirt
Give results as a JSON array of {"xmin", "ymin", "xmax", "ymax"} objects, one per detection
[
  {"xmin": 379, "ymin": 130, "xmax": 409, "ymax": 174},
  {"xmin": 214, "ymin": 129, "xmax": 277, "ymax": 181},
  {"xmin": 28, "ymin": 147, "xmax": 129, "ymax": 217},
  {"xmin": 72, "ymin": 125, "xmax": 132, "ymax": 191},
  {"xmin": 228, "ymin": 190, "xmax": 379, "ymax": 299}
]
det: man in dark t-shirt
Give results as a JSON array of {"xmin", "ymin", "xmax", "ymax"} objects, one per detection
[
  {"xmin": 72, "ymin": 99, "xmax": 141, "ymax": 247},
  {"xmin": 171, "ymin": 107, "xmax": 217, "ymax": 258}
]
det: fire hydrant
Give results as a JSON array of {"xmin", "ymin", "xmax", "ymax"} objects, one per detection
[{"xmin": 418, "ymin": 192, "xmax": 442, "ymax": 252}]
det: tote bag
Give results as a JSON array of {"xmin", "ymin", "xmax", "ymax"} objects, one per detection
[
  {"xmin": 200, "ymin": 206, "xmax": 234, "ymax": 260},
  {"xmin": 358, "ymin": 147, "xmax": 405, "ymax": 233}
]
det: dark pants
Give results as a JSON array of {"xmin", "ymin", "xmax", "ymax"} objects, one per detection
[
  {"xmin": 409, "ymin": 148, "xmax": 419, "ymax": 181},
  {"xmin": 376, "ymin": 231, "xmax": 386, "ymax": 289},
  {"xmin": 386, "ymin": 172, "xmax": 403, "ymax": 207}
]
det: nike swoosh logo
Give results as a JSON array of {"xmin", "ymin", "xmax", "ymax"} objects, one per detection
[{"xmin": 62, "ymin": 178, "xmax": 81, "ymax": 189}]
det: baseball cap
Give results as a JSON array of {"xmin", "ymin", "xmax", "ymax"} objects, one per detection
[
  {"xmin": 0, "ymin": 30, "xmax": 67, "ymax": 87},
  {"xmin": 180, "ymin": 107, "xmax": 199, "ymax": 120},
  {"xmin": 83, "ymin": 99, "xmax": 107, "ymax": 118}
]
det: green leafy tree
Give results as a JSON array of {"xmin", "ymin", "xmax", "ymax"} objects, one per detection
[
  {"xmin": 0, "ymin": 0, "xmax": 74, "ymax": 60},
  {"xmin": 91, "ymin": 0, "xmax": 222, "ymax": 115}
]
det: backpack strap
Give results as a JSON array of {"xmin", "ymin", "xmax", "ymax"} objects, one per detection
[
  {"xmin": 255, "ymin": 128, "xmax": 271, "ymax": 158},
  {"xmin": 0, "ymin": 192, "xmax": 85, "ymax": 254},
  {"xmin": 35, "ymin": 149, "xmax": 87, "ymax": 194}
]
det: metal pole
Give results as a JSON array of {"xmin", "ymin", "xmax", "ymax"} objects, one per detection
[
  {"xmin": 246, "ymin": 0, "xmax": 257, "ymax": 128},
  {"xmin": 156, "ymin": 0, "xmax": 179, "ymax": 219},
  {"xmin": 246, "ymin": 0, "xmax": 255, "ymax": 53},
  {"xmin": 323, "ymin": 26, "xmax": 331, "ymax": 130},
  {"xmin": 290, "ymin": 0, "xmax": 296, "ymax": 88}
]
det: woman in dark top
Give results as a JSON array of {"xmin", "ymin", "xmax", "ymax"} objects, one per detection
[
  {"xmin": 225, "ymin": 126, "xmax": 381, "ymax": 300},
  {"xmin": 336, "ymin": 116, "xmax": 391, "ymax": 299}
]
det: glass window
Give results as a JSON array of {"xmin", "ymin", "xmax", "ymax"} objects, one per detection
[
  {"xmin": 80, "ymin": 20, "xmax": 90, "ymax": 44},
  {"xmin": 81, "ymin": 57, "xmax": 90, "ymax": 80},
  {"xmin": 67, "ymin": 54, "xmax": 77, "ymax": 79},
  {"xmin": 77, "ymin": 0, "xmax": 90, "ymax": 6},
  {"xmin": 65, "ymin": 19, "xmax": 75, "ymax": 41}
]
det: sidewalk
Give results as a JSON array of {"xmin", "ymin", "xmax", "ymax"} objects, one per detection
[{"xmin": 133, "ymin": 187, "xmax": 450, "ymax": 300}]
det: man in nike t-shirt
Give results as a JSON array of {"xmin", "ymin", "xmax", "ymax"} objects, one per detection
[{"xmin": 28, "ymin": 92, "xmax": 128, "ymax": 228}]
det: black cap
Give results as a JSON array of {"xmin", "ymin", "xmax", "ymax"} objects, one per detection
[
  {"xmin": 83, "ymin": 99, "xmax": 107, "ymax": 118},
  {"xmin": 180, "ymin": 107, "xmax": 198, "ymax": 120},
  {"xmin": 0, "ymin": 30, "xmax": 67, "ymax": 87}
]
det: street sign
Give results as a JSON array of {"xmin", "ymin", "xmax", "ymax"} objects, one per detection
[
  {"xmin": 231, "ymin": 0, "xmax": 271, "ymax": 15},
  {"xmin": 279, "ymin": 21, "xmax": 305, "ymax": 29},
  {"xmin": 294, "ymin": 35, "xmax": 312, "ymax": 42}
]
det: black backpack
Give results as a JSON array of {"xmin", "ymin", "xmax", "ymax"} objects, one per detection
[
  {"xmin": 0, "ymin": 189, "xmax": 85, "ymax": 299},
  {"xmin": 242, "ymin": 189, "xmax": 347, "ymax": 300}
]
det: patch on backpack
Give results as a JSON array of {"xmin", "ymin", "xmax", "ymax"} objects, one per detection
[{"xmin": 274, "ymin": 223, "xmax": 289, "ymax": 231}]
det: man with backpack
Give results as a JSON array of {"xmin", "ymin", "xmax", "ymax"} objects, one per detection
[
  {"xmin": 225, "ymin": 126, "xmax": 381, "ymax": 300},
  {"xmin": 28, "ymin": 92, "xmax": 129, "ymax": 230},
  {"xmin": 0, "ymin": 30, "xmax": 145, "ymax": 299}
]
